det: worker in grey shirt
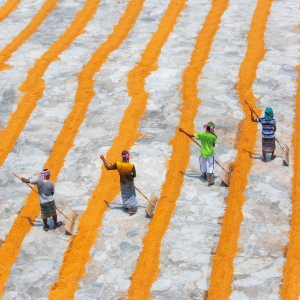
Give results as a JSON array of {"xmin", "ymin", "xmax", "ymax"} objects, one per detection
[{"xmin": 22, "ymin": 169, "xmax": 62, "ymax": 231}]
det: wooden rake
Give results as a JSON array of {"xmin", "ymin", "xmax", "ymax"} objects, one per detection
[
  {"xmin": 180, "ymin": 131, "xmax": 232, "ymax": 186},
  {"xmin": 103, "ymin": 158, "xmax": 158, "ymax": 217},
  {"xmin": 246, "ymin": 101, "xmax": 289, "ymax": 165},
  {"xmin": 13, "ymin": 173, "xmax": 78, "ymax": 234}
]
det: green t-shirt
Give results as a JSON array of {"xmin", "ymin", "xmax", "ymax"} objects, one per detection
[{"xmin": 194, "ymin": 132, "xmax": 217, "ymax": 158}]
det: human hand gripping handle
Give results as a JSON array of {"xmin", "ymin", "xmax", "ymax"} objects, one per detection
[
  {"xmin": 13, "ymin": 173, "xmax": 36, "ymax": 192},
  {"xmin": 179, "ymin": 128, "xmax": 201, "ymax": 147},
  {"xmin": 100, "ymin": 154, "xmax": 112, "ymax": 170},
  {"xmin": 245, "ymin": 101, "xmax": 259, "ymax": 118}
]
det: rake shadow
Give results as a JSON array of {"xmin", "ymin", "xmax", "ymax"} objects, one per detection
[
  {"xmin": 21, "ymin": 216, "xmax": 43, "ymax": 227},
  {"xmin": 103, "ymin": 200, "xmax": 146, "ymax": 209},
  {"xmin": 180, "ymin": 170, "xmax": 219, "ymax": 185},
  {"xmin": 243, "ymin": 149, "xmax": 264, "ymax": 160},
  {"xmin": 180, "ymin": 171, "xmax": 208, "ymax": 183},
  {"xmin": 243, "ymin": 148, "xmax": 287, "ymax": 165}
]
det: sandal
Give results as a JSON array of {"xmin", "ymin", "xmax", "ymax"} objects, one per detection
[
  {"xmin": 54, "ymin": 221, "xmax": 63, "ymax": 229},
  {"xmin": 44, "ymin": 225, "xmax": 49, "ymax": 232}
]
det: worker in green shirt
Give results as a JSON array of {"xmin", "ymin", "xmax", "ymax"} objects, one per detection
[{"xmin": 179, "ymin": 122, "xmax": 217, "ymax": 183}]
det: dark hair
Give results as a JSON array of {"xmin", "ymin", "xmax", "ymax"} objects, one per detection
[
  {"xmin": 43, "ymin": 168, "xmax": 49, "ymax": 171},
  {"xmin": 206, "ymin": 125, "xmax": 211, "ymax": 132}
]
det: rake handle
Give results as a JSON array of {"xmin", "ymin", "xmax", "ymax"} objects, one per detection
[
  {"xmin": 14, "ymin": 172, "xmax": 72, "ymax": 222},
  {"xmin": 275, "ymin": 137, "xmax": 285, "ymax": 152},
  {"xmin": 245, "ymin": 101, "xmax": 259, "ymax": 118},
  {"xmin": 102, "ymin": 157, "xmax": 155, "ymax": 207},
  {"xmin": 134, "ymin": 186, "xmax": 155, "ymax": 207},
  {"xmin": 55, "ymin": 207, "xmax": 74, "ymax": 223},
  {"xmin": 13, "ymin": 173, "xmax": 37, "ymax": 193},
  {"xmin": 215, "ymin": 160, "xmax": 230, "ymax": 175},
  {"xmin": 190, "ymin": 136, "xmax": 201, "ymax": 147}
]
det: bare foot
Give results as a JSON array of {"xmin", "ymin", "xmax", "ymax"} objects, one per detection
[
  {"xmin": 262, "ymin": 157, "xmax": 267, "ymax": 163},
  {"xmin": 129, "ymin": 208, "xmax": 136, "ymax": 215},
  {"xmin": 202, "ymin": 173, "xmax": 207, "ymax": 180},
  {"xmin": 207, "ymin": 174, "xmax": 212, "ymax": 183},
  {"xmin": 271, "ymin": 155, "xmax": 277, "ymax": 160},
  {"xmin": 54, "ymin": 221, "xmax": 63, "ymax": 229}
]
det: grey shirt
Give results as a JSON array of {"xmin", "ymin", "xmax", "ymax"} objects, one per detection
[{"xmin": 30, "ymin": 177, "xmax": 55, "ymax": 204}]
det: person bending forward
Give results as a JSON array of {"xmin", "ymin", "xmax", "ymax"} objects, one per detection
[
  {"xmin": 100, "ymin": 150, "xmax": 137, "ymax": 215},
  {"xmin": 180, "ymin": 124, "xmax": 217, "ymax": 183},
  {"xmin": 22, "ymin": 169, "xmax": 62, "ymax": 231}
]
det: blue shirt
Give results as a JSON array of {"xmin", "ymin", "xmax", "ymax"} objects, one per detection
[{"xmin": 257, "ymin": 117, "xmax": 276, "ymax": 138}]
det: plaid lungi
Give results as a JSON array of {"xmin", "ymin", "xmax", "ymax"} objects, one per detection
[
  {"xmin": 120, "ymin": 182, "xmax": 137, "ymax": 209},
  {"xmin": 262, "ymin": 137, "xmax": 275, "ymax": 153},
  {"xmin": 40, "ymin": 200, "xmax": 57, "ymax": 219}
]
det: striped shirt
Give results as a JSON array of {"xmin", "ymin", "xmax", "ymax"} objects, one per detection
[{"xmin": 257, "ymin": 117, "xmax": 276, "ymax": 138}]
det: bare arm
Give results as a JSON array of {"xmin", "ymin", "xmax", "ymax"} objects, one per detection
[
  {"xmin": 274, "ymin": 125, "xmax": 276, "ymax": 132},
  {"xmin": 250, "ymin": 109, "xmax": 257, "ymax": 122},
  {"xmin": 100, "ymin": 155, "xmax": 116, "ymax": 170},
  {"xmin": 21, "ymin": 177, "xmax": 30, "ymax": 183},
  {"xmin": 179, "ymin": 128, "xmax": 194, "ymax": 138},
  {"xmin": 131, "ymin": 165, "xmax": 136, "ymax": 179}
]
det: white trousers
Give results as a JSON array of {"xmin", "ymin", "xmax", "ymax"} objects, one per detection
[{"xmin": 199, "ymin": 156, "xmax": 215, "ymax": 174}]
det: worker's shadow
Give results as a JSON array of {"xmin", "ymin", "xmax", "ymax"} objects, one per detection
[
  {"xmin": 181, "ymin": 171, "xmax": 223, "ymax": 187},
  {"xmin": 243, "ymin": 149, "xmax": 284, "ymax": 164},
  {"xmin": 180, "ymin": 171, "xmax": 207, "ymax": 183},
  {"xmin": 243, "ymin": 149, "xmax": 264, "ymax": 160},
  {"xmin": 103, "ymin": 200, "xmax": 146, "ymax": 209},
  {"xmin": 21, "ymin": 217, "xmax": 43, "ymax": 227}
]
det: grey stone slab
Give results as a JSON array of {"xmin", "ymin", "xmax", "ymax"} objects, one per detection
[{"xmin": 0, "ymin": 0, "xmax": 298, "ymax": 299}]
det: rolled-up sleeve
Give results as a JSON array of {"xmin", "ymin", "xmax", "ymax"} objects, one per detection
[{"xmin": 30, "ymin": 177, "xmax": 38, "ymax": 184}]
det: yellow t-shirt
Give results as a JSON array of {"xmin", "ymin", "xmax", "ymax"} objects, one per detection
[
  {"xmin": 115, "ymin": 162, "xmax": 135, "ymax": 184},
  {"xmin": 116, "ymin": 162, "xmax": 134, "ymax": 174}
]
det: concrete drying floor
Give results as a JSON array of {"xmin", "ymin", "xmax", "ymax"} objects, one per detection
[{"xmin": 0, "ymin": 0, "xmax": 299, "ymax": 299}]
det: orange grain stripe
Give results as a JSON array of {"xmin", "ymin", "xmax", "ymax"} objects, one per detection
[
  {"xmin": 49, "ymin": 0, "xmax": 188, "ymax": 297},
  {"xmin": 207, "ymin": 0, "xmax": 274, "ymax": 299},
  {"xmin": 0, "ymin": 190, "xmax": 39, "ymax": 298},
  {"xmin": 0, "ymin": 0, "xmax": 102, "ymax": 296},
  {"xmin": 47, "ymin": 0, "xmax": 147, "ymax": 298},
  {"xmin": 0, "ymin": 0, "xmax": 21, "ymax": 22},
  {"xmin": 0, "ymin": 0, "xmax": 100, "ymax": 167},
  {"xmin": 128, "ymin": 0, "xmax": 229, "ymax": 299},
  {"xmin": 0, "ymin": 0, "xmax": 60, "ymax": 71},
  {"xmin": 280, "ymin": 65, "xmax": 300, "ymax": 299}
]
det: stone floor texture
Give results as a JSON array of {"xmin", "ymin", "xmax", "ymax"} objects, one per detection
[{"xmin": 0, "ymin": 0, "xmax": 300, "ymax": 299}]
